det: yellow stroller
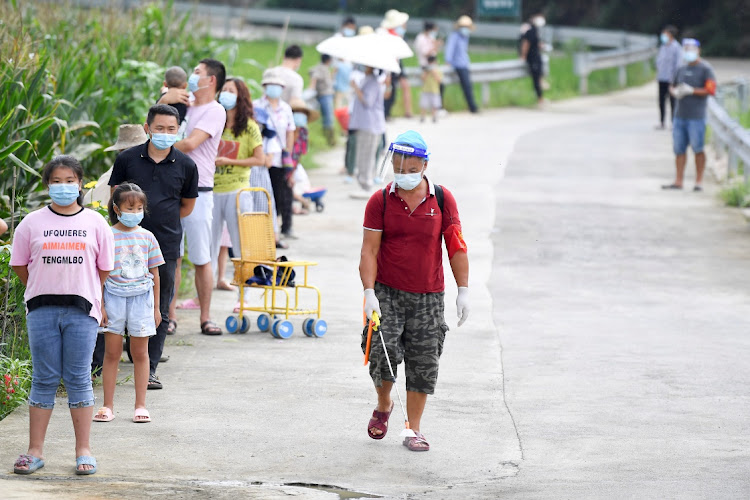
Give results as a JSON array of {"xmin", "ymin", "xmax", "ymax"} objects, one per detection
[{"xmin": 226, "ymin": 187, "xmax": 326, "ymax": 338}]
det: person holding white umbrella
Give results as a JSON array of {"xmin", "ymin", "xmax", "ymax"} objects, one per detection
[
  {"xmin": 380, "ymin": 10, "xmax": 412, "ymax": 119},
  {"xmin": 348, "ymin": 64, "xmax": 386, "ymax": 199}
]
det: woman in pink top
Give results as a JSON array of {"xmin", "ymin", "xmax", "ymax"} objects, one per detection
[{"xmin": 10, "ymin": 155, "xmax": 115, "ymax": 476}]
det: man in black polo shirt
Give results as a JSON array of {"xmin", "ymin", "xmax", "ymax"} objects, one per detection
[{"xmin": 109, "ymin": 104, "xmax": 199, "ymax": 390}]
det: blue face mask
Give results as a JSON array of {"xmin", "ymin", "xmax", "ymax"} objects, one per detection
[
  {"xmin": 188, "ymin": 73, "xmax": 202, "ymax": 93},
  {"xmin": 342, "ymin": 27, "xmax": 355, "ymax": 37},
  {"xmin": 150, "ymin": 133, "xmax": 178, "ymax": 150},
  {"xmin": 293, "ymin": 112, "xmax": 308, "ymax": 128},
  {"xmin": 395, "ymin": 26, "xmax": 406, "ymax": 36},
  {"xmin": 116, "ymin": 207, "xmax": 144, "ymax": 228},
  {"xmin": 660, "ymin": 33, "xmax": 669, "ymax": 44},
  {"xmin": 48, "ymin": 183, "xmax": 80, "ymax": 207},
  {"xmin": 265, "ymin": 84, "xmax": 283, "ymax": 99},
  {"xmin": 394, "ymin": 171, "xmax": 424, "ymax": 191},
  {"xmin": 219, "ymin": 91, "xmax": 237, "ymax": 110},
  {"xmin": 459, "ymin": 27, "xmax": 471, "ymax": 37},
  {"xmin": 683, "ymin": 50, "xmax": 698, "ymax": 63}
]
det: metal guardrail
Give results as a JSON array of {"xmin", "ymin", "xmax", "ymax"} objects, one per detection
[
  {"xmin": 61, "ymin": 0, "xmax": 656, "ymax": 97},
  {"xmin": 402, "ymin": 57, "xmax": 550, "ymax": 107},
  {"xmin": 573, "ymin": 45, "xmax": 658, "ymax": 94},
  {"xmin": 708, "ymin": 96, "xmax": 750, "ymax": 182}
]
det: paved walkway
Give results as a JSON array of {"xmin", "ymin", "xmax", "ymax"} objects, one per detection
[{"xmin": 2, "ymin": 74, "xmax": 750, "ymax": 499}]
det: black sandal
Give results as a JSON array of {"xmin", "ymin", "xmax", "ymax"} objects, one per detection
[
  {"xmin": 147, "ymin": 374, "xmax": 162, "ymax": 390},
  {"xmin": 166, "ymin": 319, "xmax": 177, "ymax": 335},
  {"xmin": 661, "ymin": 184, "xmax": 683, "ymax": 190},
  {"xmin": 200, "ymin": 320, "xmax": 222, "ymax": 336}
]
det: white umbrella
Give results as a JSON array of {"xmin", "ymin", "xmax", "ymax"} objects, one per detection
[
  {"xmin": 359, "ymin": 33, "xmax": 414, "ymax": 59},
  {"xmin": 316, "ymin": 34, "xmax": 404, "ymax": 74}
]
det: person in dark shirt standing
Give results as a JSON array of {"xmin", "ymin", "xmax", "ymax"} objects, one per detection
[
  {"xmin": 520, "ymin": 12, "xmax": 546, "ymax": 105},
  {"xmin": 109, "ymin": 104, "xmax": 198, "ymax": 390},
  {"xmin": 662, "ymin": 38, "xmax": 716, "ymax": 192}
]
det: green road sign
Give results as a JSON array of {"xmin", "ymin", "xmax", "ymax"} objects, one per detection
[{"xmin": 478, "ymin": 0, "xmax": 521, "ymax": 18}]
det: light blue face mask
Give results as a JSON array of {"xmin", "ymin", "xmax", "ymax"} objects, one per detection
[
  {"xmin": 187, "ymin": 73, "xmax": 202, "ymax": 93},
  {"xmin": 116, "ymin": 206, "xmax": 144, "ymax": 228},
  {"xmin": 219, "ymin": 91, "xmax": 237, "ymax": 110},
  {"xmin": 342, "ymin": 27, "xmax": 355, "ymax": 37},
  {"xmin": 48, "ymin": 183, "xmax": 80, "ymax": 207},
  {"xmin": 459, "ymin": 27, "xmax": 471, "ymax": 37},
  {"xmin": 293, "ymin": 112, "xmax": 308, "ymax": 127},
  {"xmin": 395, "ymin": 26, "xmax": 406, "ymax": 36},
  {"xmin": 394, "ymin": 170, "xmax": 424, "ymax": 191},
  {"xmin": 265, "ymin": 84, "xmax": 283, "ymax": 99},
  {"xmin": 150, "ymin": 133, "xmax": 178, "ymax": 150},
  {"xmin": 683, "ymin": 50, "xmax": 698, "ymax": 63},
  {"xmin": 660, "ymin": 33, "xmax": 669, "ymax": 44}
]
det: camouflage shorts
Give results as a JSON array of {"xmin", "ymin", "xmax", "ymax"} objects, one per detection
[{"xmin": 361, "ymin": 282, "xmax": 449, "ymax": 395}]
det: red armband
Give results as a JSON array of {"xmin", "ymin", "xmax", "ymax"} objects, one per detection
[
  {"xmin": 444, "ymin": 224, "xmax": 467, "ymax": 259},
  {"xmin": 705, "ymin": 79, "xmax": 716, "ymax": 96}
]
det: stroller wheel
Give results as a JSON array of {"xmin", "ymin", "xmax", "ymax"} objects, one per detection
[
  {"xmin": 272, "ymin": 319, "xmax": 294, "ymax": 339},
  {"xmin": 312, "ymin": 319, "xmax": 328, "ymax": 337},
  {"xmin": 225, "ymin": 315, "xmax": 239, "ymax": 334},
  {"xmin": 315, "ymin": 202, "xmax": 324, "ymax": 212},
  {"xmin": 302, "ymin": 318, "xmax": 315, "ymax": 337},
  {"xmin": 257, "ymin": 313, "xmax": 272, "ymax": 332},
  {"xmin": 239, "ymin": 314, "xmax": 251, "ymax": 334}
]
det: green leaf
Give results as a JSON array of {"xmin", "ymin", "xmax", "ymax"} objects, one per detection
[
  {"xmin": 7, "ymin": 154, "xmax": 41, "ymax": 178},
  {"xmin": 0, "ymin": 141, "xmax": 33, "ymax": 161}
]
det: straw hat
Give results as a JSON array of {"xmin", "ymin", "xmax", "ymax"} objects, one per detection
[
  {"xmin": 289, "ymin": 98, "xmax": 320, "ymax": 123},
  {"xmin": 358, "ymin": 25, "xmax": 374, "ymax": 35},
  {"xmin": 261, "ymin": 68, "xmax": 286, "ymax": 87},
  {"xmin": 104, "ymin": 124, "xmax": 148, "ymax": 152},
  {"xmin": 381, "ymin": 9, "xmax": 409, "ymax": 29},
  {"xmin": 456, "ymin": 15, "xmax": 475, "ymax": 30}
]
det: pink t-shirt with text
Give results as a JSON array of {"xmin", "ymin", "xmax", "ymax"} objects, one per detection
[
  {"xmin": 184, "ymin": 100, "xmax": 226, "ymax": 187},
  {"xmin": 10, "ymin": 206, "xmax": 115, "ymax": 322}
]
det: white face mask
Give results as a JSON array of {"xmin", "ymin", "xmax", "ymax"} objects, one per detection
[
  {"xmin": 394, "ymin": 169, "xmax": 424, "ymax": 191},
  {"xmin": 533, "ymin": 17, "xmax": 546, "ymax": 28}
]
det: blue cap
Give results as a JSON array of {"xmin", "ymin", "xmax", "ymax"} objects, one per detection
[
  {"xmin": 682, "ymin": 38, "xmax": 700, "ymax": 48},
  {"xmin": 392, "ymin": 130, "xmax": 429, "ymax": 158}
]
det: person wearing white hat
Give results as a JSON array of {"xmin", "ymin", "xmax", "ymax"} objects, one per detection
[
  {"xmin": 381, "ymin": 10, "xmax": 413, "ymax": 119},
  {"xmin": 254, "ymin": 68, "xmax": 297, "ymax": 239},
  {"xmin": 445, "ymin": 15, "xmax": 478, "ymax": 113}
]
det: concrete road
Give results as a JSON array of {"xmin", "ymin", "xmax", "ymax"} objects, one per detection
[{"xmin": 2, "ymin": 76, "xmax": 750, "ymax": 499}]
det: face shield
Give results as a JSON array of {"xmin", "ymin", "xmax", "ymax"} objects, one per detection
[{"xmin": 377, "ymin": 142, "xmax": 430, "ymax": 191}]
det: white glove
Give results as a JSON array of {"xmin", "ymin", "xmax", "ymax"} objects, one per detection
[
  {"xmin": 364, "ymin": 289, "xmax": 381, "ymax": 320},
  {"xmin": 672, "ymin": 83, "xmax": 695, "ymax": 99},
  {"xmin": 456, "ymin": 287, "xmax": 469, "ymax": 327}
]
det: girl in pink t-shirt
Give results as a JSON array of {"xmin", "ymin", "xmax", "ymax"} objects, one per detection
[
  {"xmin": 93, "ymin": 183, "xmax": 163, "ymax": 425},
  {"xmin": 10, "ymin": 155, "xmax": 114, "ymax": 476}
]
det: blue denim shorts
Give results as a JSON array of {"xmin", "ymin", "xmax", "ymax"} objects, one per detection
[
  {"xmin": 673, "ymin": 118, "xmax": 706, "ymax": 155},
  {"xmin": 103, "ymin": 287, "xmax": 156, "ymax": 337},
  {"xmin": 27, "ymin": 306, "xmax": 98, "ymax": 409}
]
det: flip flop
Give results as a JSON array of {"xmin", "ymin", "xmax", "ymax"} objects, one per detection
[
  {"xmin": 147, "ymin": 374, "xmax": 162, "ymax": 390},
  {"xmin": 200, "ymin": 320, "xmax": 223, "ymax": 336},
  {"xmin": 661, "ymin": 184, "xmax": 683, "ymax": 190},
  {"xmin": 166, "ymin": 319, "xmax": 177, "ymax": 335},
  {"xmin": 13, "ymin": 454, "xmax": 44, "ymax": 475},
  {"xmin": 75, "ymin": 455, "xmax": 97, "ymax": 475},
  {"xmin": 403, "ymin": 431, "xmax": 430, "ymax": 452},
  {"xmin": 176, "ymin": 298, "xmax": 200, "ymax": 310},
  {"xmin": 93, "ymin": 407, "xmax": 115, "ymax": 422},
  {"xmin": 133, "ymin": 408, "xmax": 151, "ymax": 423},
  {"xmin": 367, "ymin": 401, "xmax": 395, "ymax": 440}
]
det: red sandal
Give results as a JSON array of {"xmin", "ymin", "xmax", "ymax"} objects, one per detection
[{"xmin": 367, "ymin": 401, "xmax": 394, "ymax": 440}]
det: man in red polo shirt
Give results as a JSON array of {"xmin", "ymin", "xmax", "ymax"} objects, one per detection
[{"xmin": 359, "ymin": 130, "xmax": 469, "ymax": 452}]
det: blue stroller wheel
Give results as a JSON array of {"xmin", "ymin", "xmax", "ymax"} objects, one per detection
[
  {"xmin": 239, "ymin": 315, "xmax": 251, "ymax": 334},
  {"xmin": 302, "ymin": 318, "xmax": 314, "ymax": 337},
  {"xmin": 257, "ymin": 313, "xmax": 271, "ymax": 332},
  {"xmin": 275, "ymin": 320, "xmax": 294, "ymax": 339},
  {"xmin": 225, "ymin": 315, "xmax": 239, "ymax": 334},
  {"xmin": 271, "ymin": 319, "xmax": 281, "ymax": 338},
  {"xmin": 312, "ymin": 319, "xmax": 328, "ymax": 337}
]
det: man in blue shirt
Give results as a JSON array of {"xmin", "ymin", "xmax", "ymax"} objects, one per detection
[{"xmin": 445, "ymin": 15, "xmax": 478, "ymax": 113}]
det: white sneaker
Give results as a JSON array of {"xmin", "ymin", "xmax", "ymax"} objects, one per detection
[{"xmin": 349, "ymin": 190, "xmax": 371, "ymax": 200}]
